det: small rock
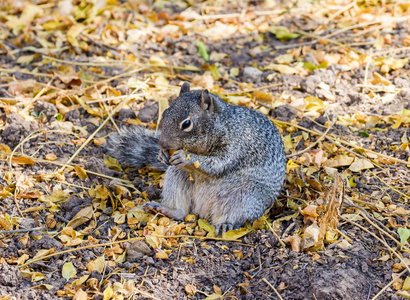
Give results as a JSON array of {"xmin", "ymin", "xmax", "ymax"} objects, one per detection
[
  {"xmin": 118, "ymin": 108, "xmax": 136, "ymax": 121},
  {"xmin": 304, "ymin": 53, "xmax": 318, "ymax": 65},
  {"xmin": 65, "ymin": 109, "xmax": 80, "ymax": 121},
  {"xmin": 243, "ymin": 67, "xmax": 263, "ymax": 80},
  {"xmin": 300, "ymin": 75, "xmax": 321, "ymax": 94},
  {"xmin": 138, "ymin": 101, "xmax": 158, "ymax": 123},
  {"xmin": 84, "ymin": 157, "xmax": 115, "ymax": 177},
  {"xmin": 34, "ymin": 101, "xmax": 58, "ymax": 121},
  {"xmin": 126, "ymin": 241, "xmax": 152, "ymax": 262},
  {"xmin": 271, "ymin": 104, "xmax": 298, "ymax": 122}
]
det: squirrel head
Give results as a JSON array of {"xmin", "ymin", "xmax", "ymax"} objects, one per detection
[{"xmin": 158, "ymin": 82, "xmax": 221, "ymax": 154}]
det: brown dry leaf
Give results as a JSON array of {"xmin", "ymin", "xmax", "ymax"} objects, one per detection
[
  {"xmin": 155, "ymin": 249, "xmax": 169, "ymax": 259},
  {"xmin": 283, "ymin": 235, "xmax": 301, "ymax": 251},
  {"xmin": 302, "ymin": 221, "xmax": 322, "ymax": 250},
  {"xmin": 93, "ymin": 137, "xmax": 106, "ymax": 147},
  {"xmin": 20, "ymin": 270, "xmax": 47, "ymax": 282},
  {"xmin": 185, "ymin": 284, "xmax": 197, "ymax": 295},
  {"xmin": 348, "ymin": 158, "xmax": 374, "ymax": 172},
  {"xmin": 301, "ymin": 205, "xmax": 319, "ymax": 223},
  {"xmin": 45, "ymin": 153, "xmax": 58, "ymax": 161},
  {"xmin": 372, "ymin": 72, "xmax": 392, "ymax": 85},
  {"xmin": 73, "ymin": 289, "xmax": 88, "ymax": 300},
  {"xmin": 87, "ymin": 256, "xmax": 106, "ymax": 273},
  {"xmin": 67, "ymin": 206, "xmax": 93, "ymax": 228},
  {"xmin": 323, "ymin": 155, "xmax": 354, "ymax": 168},
  {"xmin": 192, "ymin": 73, "xmax": 214, "ymax": 89},
  {"xmin": 12, "ymin": 156, "xmax": 35, "ymax": 166}
]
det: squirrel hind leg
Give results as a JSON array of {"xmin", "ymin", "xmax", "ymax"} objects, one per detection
[{"xmin": 142, "ymin": 201, "xmax": 186, "ymax": 220}]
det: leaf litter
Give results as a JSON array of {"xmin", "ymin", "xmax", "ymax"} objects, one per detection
[{"xmin": 0, "ymin": 0, "xmax": 410, "ymax": 299}]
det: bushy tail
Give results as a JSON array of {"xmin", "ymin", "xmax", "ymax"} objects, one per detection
[{"xmin": 106, "ymin": 126, "xmax": 168, "ymax": 172}]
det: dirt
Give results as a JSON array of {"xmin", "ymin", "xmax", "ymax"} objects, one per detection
[{"xmin": 1, "ymin": 0, "xmax": 410, "ymax": 299}]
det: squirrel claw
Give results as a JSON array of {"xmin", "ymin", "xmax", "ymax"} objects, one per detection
[
  {"xmin": 169, "ymin": 150, "xmax": 189, "ymax": 167},
  {"xmin": 215, "ymin": 223, "xmax": 235, "ymax": 237},
  {"xmin": 142, "ymin": 201, "xmax": 170, "ymax": 217},
  {"xmin": 158, "ymin": 149, "xmax": 170, "ymax": 165}
]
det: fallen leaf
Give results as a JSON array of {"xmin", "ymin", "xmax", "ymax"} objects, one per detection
[
  {"xmin": 348, "ymin": 158, "xmax": 374, "ymax": 172},
  {"xmin": 62, "ymin": 262, "xmax": 77, "ymax": 281}
]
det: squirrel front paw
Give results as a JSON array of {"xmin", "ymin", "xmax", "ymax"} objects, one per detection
[
  {"xmin": 169, "ymin": 149, "xmax": 191, "ymax": 168},
  {"xmin": 158, "ymin": 149, "xmax": 171, "ymax": 165}
]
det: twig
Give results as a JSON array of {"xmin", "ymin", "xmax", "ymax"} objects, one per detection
[
  {"xmin": 0, "ymin": 227, "xmax": 46, "ymax": 234},
  {"xmin": 265, "ymin": 220, "xmax": 286, "ymax": 248},
  {"xmin": 295, "ymin": 30, "xmax": 366, "ymax": 55},
  {"xmin": 340, "ymin": 216, "xmax": 410, "ymax": 274},
  {"xmin": 371, "ymin": 269, "xmax": 408, "ymax": 300},
  {"xmin": 58, "ymin": 91, "xmax": 138, "ymax": 172},
  {"xmin": 262, "ymin": 278, "xmax": 284, "ymax": 300},
  {"xmin": 286, "ymin": 124, "xmax": 332, "ymax": 158}
]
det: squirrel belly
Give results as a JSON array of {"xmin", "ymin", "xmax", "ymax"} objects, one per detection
[{"xmin": 107, "ymin": 82, "xmax": 286, "ymax": 235}]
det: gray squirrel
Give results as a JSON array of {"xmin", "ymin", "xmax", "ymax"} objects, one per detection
[{"xmin": 107, "ymin": 82, "xmax": 286, "ymax": 235}]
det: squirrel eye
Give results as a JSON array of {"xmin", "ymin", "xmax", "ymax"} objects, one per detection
[{"xmin": 180, "ymin": 119, "xmax": 193, "ymax": 132}]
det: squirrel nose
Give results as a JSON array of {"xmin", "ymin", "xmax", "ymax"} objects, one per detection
[{"xmin": 158, "ymin": 136, "xmax": 171, "ymax": 150}]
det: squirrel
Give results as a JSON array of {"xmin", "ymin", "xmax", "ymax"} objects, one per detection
[{"xmin": 107, "ymin": 82, "xmax": 286, "ymax": 235}]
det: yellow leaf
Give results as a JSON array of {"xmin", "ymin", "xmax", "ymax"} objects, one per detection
[
  {"xmin": 67, "ymin": 206, "xmax": 93, "ymax": 228},
  {"xmin": 252, "ymin": 216, "xmax": 267, "ymax": 230},
  {"xmin": 155, "ymin": 249, "xmax": 169, "ymax": 259},
  {"xmin": 12, "ymin": 156, "xmax": 35, "ymax": 165},
  {"xmin": 74, "ymin": 166, "xmax": 88, "ymax": 180},
  {"xmin": 62, "ymin": 262, "xmax": 77, "ymax": 281},
  {"xmin": 264, "ymin": 64, "xmax": 296, "ymax": 74},
  {"xmin": 145, "ymin": 235, "xmax": 161, "ymax": 249},
  {"xmin": 282, "ymin": 134, "xmax": 293, "ymax": 152},
  {"xmin": 67, "ymin": 24, "xmax": 86, "ymax": 48},
  {"xmin": 87, "ymin": 256, "xmax": 105, "ymax": 273},
  {"xmin": 198, "ymin": 219, "xmax": 215, "ymax": 233},
  {"xmin": 104, "ymin": 156, "xmax": 122, "ymax": 172},
  {"xmin": 72, "ymin": 275, "xmax": 90, "ymax": 288},
  {"xmin": 103, "ymin": 286, "xmax": 114, "ymax": 300},
  {"xmin": 222, "ymin": 227, "xmax": 251, "ymax": 240},
  {"xmin": 403, "ymin": 277, "xmax": 410, "ymax": 291},
  {"xmin": 16, "ymin": 55, "xmax": 34, "ymax": 64}
]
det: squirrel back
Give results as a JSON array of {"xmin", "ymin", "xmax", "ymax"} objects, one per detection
[{"xmin": 107, "ymin": 83, "xmax": 286, "ymax": 235}]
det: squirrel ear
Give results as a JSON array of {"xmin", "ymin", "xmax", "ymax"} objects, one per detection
[
  {"xmin": 179, "ymin": 82, "xmax": 190, "ymax": 95},
  {"xmin": 200, "ymin": 89, "xmax": 214, "ymax": 112}
]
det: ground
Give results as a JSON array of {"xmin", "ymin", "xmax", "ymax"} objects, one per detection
[{"xmin": 0, "ymin": 0, "xmax": 409, "ymax": 299}]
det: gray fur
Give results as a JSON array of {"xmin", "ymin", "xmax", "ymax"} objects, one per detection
[
  {"xmin": 111, "ymin": 83, "xmax": 286, "ymax": 235},
  {"xmin": 106, "ymin": 126, "xmax": 168, "ymax": 172}
]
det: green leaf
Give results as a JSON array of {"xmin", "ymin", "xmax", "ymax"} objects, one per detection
[
  {"xmin": 54, "ymin": 113, "xmax": 63, "ymax": 122},
  {"xmin": 270, "ymin": 26, "xmax": 300, "ymax": 41},
  {"xmin": 62, "ymin": 262, "xmax": 77, "ymax": 281},
  {"xmin": 196, "ymin": 41, "xmax": 209, "ymax": 61},
  {"xmin": 398, "ymin": 228, "xmax": 410, "ymax": 245},
  {"xmin": 198, "ymin": 219, "xmax": 214, "ymax": 232},
  {"xmin": 359, "ymin": 131, "xmax": 370, "ymax": 137},
  {"xmin": 210, "ymin": 64, "xmax": 222, "ymax": 80}
]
